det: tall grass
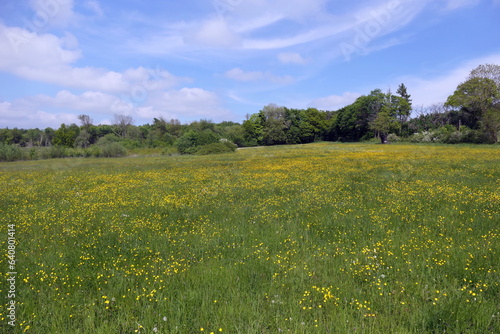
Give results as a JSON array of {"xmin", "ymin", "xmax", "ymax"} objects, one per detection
[{"xmin": 0, "ymin": 143, "xmax": 499, "ymax": 333}]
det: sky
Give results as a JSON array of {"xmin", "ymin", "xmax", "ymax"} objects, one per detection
[{"xmin": 0, "ymin": 0, "xmax": 499, "ymax": 129}]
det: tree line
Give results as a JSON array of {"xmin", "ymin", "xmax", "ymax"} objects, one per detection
[{"xmin": 1, "ymin": 64, "xmax": 498, "ymax": 161}]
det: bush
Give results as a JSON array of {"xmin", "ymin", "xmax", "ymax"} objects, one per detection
[
  {"xmin": 99, "ymin": 142, "xmax": 128, "ymax": 157},
  {"xmin": 84, "ymin": 146, "xmax": 102, "ymax": 157},
  {"xmin": 175, "ymin": 130, "xmax": 221, "ymax": 154},
  {"xmin": 65, "ymin": 148, "xmax": 85, "ymax": 157},
  {"xmin": 409, "ymin": 126, "xmax": 490, "ymax": 144},
  {"xmin": 387, "ymin": 134, "xmax": 401, "ymax": 143},
  {"xmin": 162, "ymin": 146, "xmax": 179, "ymax": 156},
  {"xmin": 196, "ymin": 141, "xmax": 237, "ymax": 155},
  {"xmin": 97, "ymin": 134, "xmax": 121, "ymax": 146},
  {"xmin": 174, "ymin": 131, "xmax": 199, "ymax": 154},
  {"xmin": 47, "ymin": 145, "xmax": 67, "ymax": 159},
  {"xmin": 0, "ymin": 143, "xmax": 25, "ymax": 162}
]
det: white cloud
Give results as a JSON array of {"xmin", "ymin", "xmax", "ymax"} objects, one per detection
[
  {"xmin": 143, "ymin": 88, "xmax": 233, "ymax": 121},
  {"xmin": 0, "ymin": 24, "xmax": 187, "ymax": 93},
  {"xmin": 29, "ymin": 90, "xmax": 120, "ymax": 113},
  {"xmin": 0, "ymin": 24, "xmax": 81, "ymax": 67},
  {"xmin": 278, "ymin": 52, "xmax": 307, "ymax": 65},
  {"xmin": 224, "ymin": 67, "xmax": 294, "ymax": 84},
  {"xmin": 184, "ymin": 18, "xmax": 241, "ymax": 48},
  {"xmin": 0, "ymin": 100, "xmax": 78, "ymax": 129},
  {"xmin": 0, "ymin": 86, "xmax": 234, "ymax": 128},
  {"xmin": 309, "ymin": 92, "xmax": 361, "ymax": 110}
]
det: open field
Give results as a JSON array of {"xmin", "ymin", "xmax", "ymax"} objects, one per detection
[{"xmin": 1, "ymin": 143, "xmax": 499, "ymax": 333}]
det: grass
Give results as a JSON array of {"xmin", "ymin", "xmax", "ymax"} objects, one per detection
[{"xmin": 0, "ymin": 142, "xmax": 499, "ymax": 333}]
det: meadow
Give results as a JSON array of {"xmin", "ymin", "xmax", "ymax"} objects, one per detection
[{"xmin": 0, "ymin": 142, "xmax": 499, "ymax": 333}]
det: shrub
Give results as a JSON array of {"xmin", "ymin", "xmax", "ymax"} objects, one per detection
[
  {"xmin": 65, "ymin": 148, "xmax": 85, "ymax": 157},
  {"xmin": 97, "ymin": 134, "xmax": 121, "ymax": 146},
  {"xmin": 175, "ymin": 130, "xmax": 221, "ymax": 154},
  {"xmin": 84, "ymin": 146, "xmax": 102, "ymax": 157},
  {"xmin": 28, "ymin": 147, "xmax": 39, "ymax": 160},
  {"xmin": 174, "ymin": 131, "xmax": 199, "ymax": 154},
  {"xmin": 0, "ymin": 143, "xmax": 24, "ymax": 162},
  {"xmin": 47, "ymin": 145, "xmax": 67, "ymax": 159},
  {"xmin": 387, "ymin": 134, "xmax": 401, "ymax": 143},
  {"xmin": 196, "ymin": 141, "xmax": 237, "ymax": 155},
  {"xmin": 99, "ymin": 142, "xmax": 128, "ymax": 157},
  {"xmin": 162, "ymin": 146, "xmax": 179, "ymax": 156}
]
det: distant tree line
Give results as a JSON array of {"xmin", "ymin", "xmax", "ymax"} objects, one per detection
[{"xmin": 0, "ymin": 64, "xmax": 498, "ymax": 161}]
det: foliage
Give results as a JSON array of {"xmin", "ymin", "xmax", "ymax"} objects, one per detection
[
  {"xmin": 195, "ymin": 140, "xmax": 238, "ymax": 155},
  {"xmin": 52, "ymin": 123, "xmax": 80, "ymax": 147},
  {"xmin": 0, "ymin": 142, "xmax": 25, "ymax": 161},
  {"xmin": 446, "ymin": 66, "xmax": 500, "ymax": 143},
  {"xmin": 174, "ymin": 129, "xmax": 222, "ymax": 154},
  {"xmin": 99, "ymin": 142, "xmax": 128, "ymax": 157}
]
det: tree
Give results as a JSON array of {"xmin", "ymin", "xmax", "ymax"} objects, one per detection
[
  {"xmin": 330, "ymin": 89, "xmax": 386, "ymax": 141},
  {"xmin": 468, "ymin": 64, "xmax": 500, "ymax": 87},
  {"xmin": 75, "ymin": 130, "xmax": 91, "ymax": 148},
  {"xmin": 52, "ymin": 124, "xmax": 80, "ymax": 147},
  {"xmin": 369, "ymin": 92, "xmax": 400, "ymax": 143},
  {"xmin": 395, "ymin": 83, "xmax": 412, "ymax": 126},
  {"xmin": 242, "ymin": 114, "xmax": 263, "ymax": 146},
  {"xmin": 260, "ymin": 104, "xmax": 289, "ymax": 145},
  {"xmin": 446, "ymin": 75, "xmax": 499, "ymax": 142},
  {"xmin": 114, "ymin": 114, "xmax": 134, "ymax": 138},
  {"xmin": 77, "ymin": 114, "xmax": 93, "ymax": 129},
  {"xmin": 43, "ymin": 127, "xmax": 55, "ymax": 146},
  {"xmin": 396, "ymin": 83, "xmax": 411, "ymax": 103}
]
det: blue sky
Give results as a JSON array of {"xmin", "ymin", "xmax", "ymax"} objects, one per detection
[{"xmin": 0, "ymin": 0, "xmax": 499, "ymax": 128}]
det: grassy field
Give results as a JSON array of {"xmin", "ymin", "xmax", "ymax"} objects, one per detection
[{"xmin": 1, "ymin": 142, "xmax": 499, "ymax": 333}]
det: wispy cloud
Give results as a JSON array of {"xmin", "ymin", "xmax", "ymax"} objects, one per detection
[
  {"xmin": 184, "ymin": 18, "xmax": 241, "ymax": 48},
  {"xmin": 278, "ymin": 52, "xmax": 308, "ymax": 65},
  {"xmin": 224, "ymin": 68, "xmax": 294, "ymax": 84},
  {"xmin": 309, "ymin": 92, "xmax": 361, "ymax": 110}
]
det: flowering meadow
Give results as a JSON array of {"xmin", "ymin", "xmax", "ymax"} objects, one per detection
[{"xmin": 1, "ymin": 143, "xmax": 499, "ymax": 333}]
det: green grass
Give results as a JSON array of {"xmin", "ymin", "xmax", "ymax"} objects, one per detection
[{"xmin": 0, "ymin": 142, "xmax": 499, "ymax": 333}]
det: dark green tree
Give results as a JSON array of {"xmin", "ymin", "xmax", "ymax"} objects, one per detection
[
  {"xmin": 242, "ymin": 114, "xmax": 263, "ymax": 146},
  {"xmin": 395, "ymin": 83, "xmax": 412, "ymax": 130},
  {"xmin": 53, "ymin": 124, "xmax": 80, "ymax": 147}
]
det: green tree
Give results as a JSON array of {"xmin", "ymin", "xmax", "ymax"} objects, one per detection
[
  {"xmin": 242, "ymin": 114, "xmax": 263, "ymax": 146},
  {"xmin": 260, "ymin": 104, "xmax": 289, "ymax": 145},
  {"xmin": 221, "ymin": 124, "xmax": 245, "ymax": 147},
  {"xmin": 43, "ymin": 127, "xmax": 55, "ymax": 146},
  {"xmin": 446, "ymin": 76, "xmax": 499, "ymax": 142},
  {"xmin": 330, "ymin": 89, "xmax": 385, "ymax": 141},
  {"xmin": 395, "ymin": 83, "xmax": 412, "ymax": 128},
  {"xmin": 369, "ymin": 92, "xmax": 401, "ymax": 143},
  {"xmin": 74, "ymin": 130, "xmax": 91, "ymax": 148},
  {"xmin": 53, "ymin": 124, "xmax": 80, "ymax": 147},
  {"xmin": 468, "ymin": 64, "xmax": 500, "ymax": 86}
]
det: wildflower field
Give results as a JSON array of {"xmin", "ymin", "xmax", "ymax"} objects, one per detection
[{"xmin": 1, "ymin": 142, "xmax": 499, "ymax": 333}]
